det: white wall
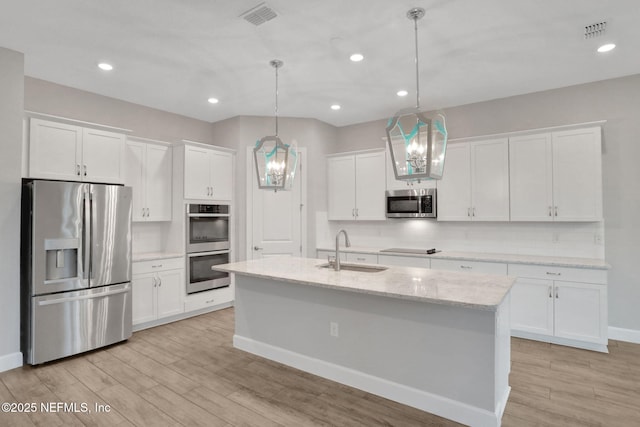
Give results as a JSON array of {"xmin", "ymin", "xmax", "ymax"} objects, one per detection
[
  {"xmin": 211, "ymin": 115, "xmax": 338, "ymax": 260},
  {"xmin": 329, "ymin": 74, "xmax": 640, "ymax": 333},
  {"xmin": 0, "ymin": 47, "xmax": 24, "ymax": 371}
]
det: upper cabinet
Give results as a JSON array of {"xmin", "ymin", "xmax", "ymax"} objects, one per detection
[
  {"xmin": 183, "ymin": 143, "xmax": 233, "ymax": 201},
  {"xmin": 29, "ymin": 118, "xmax": 125, "ymax": 184},
  {"xmin": 438, "ymin": 138, "xmax": 510, "ymax": 221},
  {"xmin": 510, "ymin": 127, "xmax": 602, "ymax": 221},
  {"xmin": 327, "ymin": 150, "xmax": 386, "ymax": 220},
  {"xmin": 125, "ymin": 138, "xmax": 173, "ymax": 222}
]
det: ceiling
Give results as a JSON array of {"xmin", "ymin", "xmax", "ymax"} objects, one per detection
[{"xmin": 1, "ymin": 0, "xmax": 639, "ymax": 127}]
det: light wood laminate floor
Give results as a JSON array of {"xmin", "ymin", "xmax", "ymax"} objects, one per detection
[{"xmin": 2, "ymin": 308, "xmax": 639, "ymax": 426}]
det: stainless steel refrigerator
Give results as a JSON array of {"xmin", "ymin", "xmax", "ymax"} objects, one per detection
[{"xmin": 21, "ymin": 179, "xmax": 133, "ymax": 365}]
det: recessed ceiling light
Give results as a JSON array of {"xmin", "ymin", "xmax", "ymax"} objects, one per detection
[
  {"xmin": 207, "ymin": 97, "xmax": 219, "ymax": 104},
  {"xmin": 350, "ymin": 53, "xmax": 364, "ymax": 62},
  {"xmin": 397, "ymin": 90, "xmax": 409, "ymax": 97},
  {"xmin": 597, "ymin": 43, "xmax": 616, "ymax": 53},
  {"xmin": 331, "ymin": 104, "xmax": 341, "ymax": 110},
  {"xmin": 98, "ymin": 63, "xmax": 113, "ymax": 71}
]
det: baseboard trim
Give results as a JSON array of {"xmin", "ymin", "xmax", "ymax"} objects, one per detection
[
  {"xmin": 511, "ymin": 330, "xmax": 609, "ymax": 353},
  {"xmin": 133, "ymin": 301, "xmax": 233, "ymax": 332},
  {"xmin": 234, "ymin": 335, "xmax": 503, "ymax": 427},
  {"xmin": 0, "ymin": 352, "xmax": 23, "ymax": 373},
  {"xmin": 608, "ymin": 326, "xmax": 640, "ymax": 344}
]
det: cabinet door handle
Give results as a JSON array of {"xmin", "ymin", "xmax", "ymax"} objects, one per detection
[
  {"xmin": 355, "ymin": 208, "xmax": 359, "ymax": 217},
  {"xmin": 472, "ymin": 207, "xmax": 476, "ymax": 217},
  {"xmin": 83, "ymin": 165, "xmax": 87, "ymax": 176},
  {"xmin": 554, "ymin": 206, "xmax": 558, "ymax": 217},
  {"xmin": 158, "ymin": 277, "xmax": 162, "ymax": 287},
  {"xmin": 546, "ymin": 272, "xmax": 561, "ymax": 276},
  {"xmin": 460, "ymin": 265, "xmax": 472, "ymax": 269},
  {"xmin": 548, "ymin": 206, "xmax": 552, "ymax": 217},
  {"xmin": 76, "ymin": 164, "xmax": 81, "ymax": 176},
  {"xmin": 152, "ymin": 276, "xmax": 157, "ymax": 287},
  {"xmin": 142, "ymin": 208, "xmax": 146, "ymax": 217},
  {"xmin": 548, "ymin": 286, "xmax": 552, "ymax": 298},
  {"xmin": 253, "ymin": 246, "xmax": 263, "ymax": 251},
  {"xmin": 352, "ymin": 208, "xmax": 355, "ymax": 218},
  {"xmin": 356, "ymin": 257, "xmax": 366, "ymax": 261},
  {"xmin": 146, "ymin": 207, "xmax": 150, "ymax": 217},
  {"xmin": 555, "ymin": 288, "xmax": 559, "ymax": 299},
  {"xmin": 467, "ymin": 208, "xmax": 471, "ymax": 217}
]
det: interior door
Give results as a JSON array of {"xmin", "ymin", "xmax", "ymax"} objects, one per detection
[{"xmin": 249, "ymin": 148, "xmax": 304, "ymax": 259}]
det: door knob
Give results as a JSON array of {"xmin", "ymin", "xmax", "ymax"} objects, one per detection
[{"xmin": 254, "ymin": 246, "xmax": 263, "ymax": 251}]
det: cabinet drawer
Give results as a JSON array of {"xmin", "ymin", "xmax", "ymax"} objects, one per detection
[
  {"xmin": 378, "ymin": 254, "xmax": 430, "ymax": 268},
  {"xmin": 317, "ymin": 250, "xmax": 346, "ymax": 262},
  {"xmin": 133, "ymin": 257, "xmax": 184, "ymax": 275},
  {"xmin": 346, "ymin": 252, "xmax": 378, "ymax": 264},
  {"xmin": 431, "ymin": 258, "xmax": 507, "ymax": 275},
  {"xmin": 184, "ymin": 286, "xmax": 234, "ymax": 312},
  {"xmin": 508, "ymin": 264, "xmax": 607, "ymax": 285}
]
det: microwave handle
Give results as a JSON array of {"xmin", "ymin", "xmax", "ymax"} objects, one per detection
[
  {"xmin": 187, "ymin": 213, "xmax": 229, "ymax": 218},
  {"xmin": 187, "ymin": 250, "xmax": 230, "ymax": 257}
]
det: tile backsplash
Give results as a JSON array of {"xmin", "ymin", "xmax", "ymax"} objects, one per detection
[{"xmin": 316, "ymin": 212, "xmax": 605, "ymax": 259}]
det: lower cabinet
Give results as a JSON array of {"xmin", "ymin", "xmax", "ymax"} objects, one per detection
[
  {"xmin": 430, "ymin": 258, "xmax": 507, "ymax": 275},
  {"xmin": 132, "ymin": 258, "xmax": 184, "ymax": 326},
  {"xmin": 509, "ymin": 264, "xmax": 608, "ymax": 351},
  {"xmin": 378, "ymin": 254, "xmax": 430, "ymax": 268},
  {"xmin": 184, "ymin": 285, "xmax": 234, "ymax": 313},
  {"xmin": 346, "ymin": 252, "xmax": 378, "ymax": 264}
]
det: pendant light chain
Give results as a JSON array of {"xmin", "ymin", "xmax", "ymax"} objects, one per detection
[{"xmin": 275, "ymin": 61, "xmax": 279, "ymax": 136}]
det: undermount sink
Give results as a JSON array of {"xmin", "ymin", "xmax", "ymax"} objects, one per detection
[{"xmin": 317, "ymin": 262, "xmax": 388, "ymax": 273}]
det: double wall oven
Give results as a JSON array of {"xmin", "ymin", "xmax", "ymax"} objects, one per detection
[{"xmin": 186, "ymin": 204, "xmax": 231, "ymax": 294}]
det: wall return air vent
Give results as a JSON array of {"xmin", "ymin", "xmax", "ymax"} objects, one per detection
[{"xmin": 240, "ymin": 2, "xmax": 278, "ymax": 26}]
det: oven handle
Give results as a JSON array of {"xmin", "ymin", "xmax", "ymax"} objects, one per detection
[
  {"xmin": 187, "ymin": 250, "xmax": 230, "ymax": 257},
  {"xmin": 187, "ymin": 213, "xmax": 230, "ymax": 218}
]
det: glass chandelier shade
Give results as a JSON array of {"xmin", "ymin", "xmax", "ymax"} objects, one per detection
[
  {"xmin": 253, "ymin": 135, "xmax": 298, "ymax": 190},
  {"xmin": 386, "ymin": 7, "xmax": 448, "ymax": 182},
  {"xmin": 386, "ymin": 109, "xmax": 447, "ymax": 180},
  {"xmin": 253, "ymin": 59, "xmax": 297, "ymax": 191}
]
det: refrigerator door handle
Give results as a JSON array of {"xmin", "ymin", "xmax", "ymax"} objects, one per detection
[
  {"xmin": 36, "ymin": 287, "xmax": 130, "ymax": 306},
  {"xmin": 89, "ymin": 192, "xmax": 94, "ymax": 280},
  {"xmin": 82, "ymin": 191, "xmax": 93, "ymax": 281}
]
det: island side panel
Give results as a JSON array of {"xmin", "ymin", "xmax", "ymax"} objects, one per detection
[{"xmin": 233, "ymin": 275, "xmax": 508, "ymax": 424}]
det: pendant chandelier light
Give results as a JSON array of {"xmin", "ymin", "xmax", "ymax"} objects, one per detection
[
  {"xmin": 386, "ymin": 7, "xmax": 448, "ymax": 182},
  {"xmin": 253, "ymin": 59, "xmax": 298, "ymax": 191}
]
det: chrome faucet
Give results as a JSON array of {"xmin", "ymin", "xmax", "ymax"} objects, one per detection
[{"xmin": 334, "ymin": 229, "xmax": 351, "ymax": 271}]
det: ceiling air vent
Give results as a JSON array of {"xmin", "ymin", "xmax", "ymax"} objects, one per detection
[
  {"xmin": 240, "ymin": 2, "xmax": 278, "ymax": 26},
  {"xmin": 584, "ymin": 21, "xmax": 607, "ymax": 39}
]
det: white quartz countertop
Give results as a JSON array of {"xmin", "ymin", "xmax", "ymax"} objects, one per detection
[
  {"xmin": 132, "ymin": 252, "xmax": 184, "ymax": 262},
  {"xmin": 317, "ymin": 246, "xmax": 611, "ymax": 270},
  {"xmin": 214, "ymin": 256, "xmax": 515, "ymax": 311}
]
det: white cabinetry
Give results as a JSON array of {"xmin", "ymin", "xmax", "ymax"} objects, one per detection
[
  {"xmin": 317, "ymin": 249, "xmax": 346, "ymax": 262},
  {"xmin": 346, "ymin": 252, "xmax": 378, "ymax": 264},
  {"xmin": 125, "ymin": 138, "xmax": 172, "ymax": 221},
  {"xmin": 132, "ymin": 258, "xmax": 184, "ymax": 327},
  {"xmin": 29, "ymin": 118, "xmax": 125, "ymax": 184},
  {"xmin": 184, "ymin": 286, "xmax": 234, "ymax": 313},
  {"xmin": 431, "ymin": 258, "xmax": 508, "ymax": 275},
  {"xmin": 183, "ymin": 143, "xmax": 233, "ymax": 201},
  {"xmin": 437, "ymin": 138, "xmax": 509, "ymax": 221},
  {"xmin": 509, "ymin": 263, "xmax": 607, "ymax": 352},
  {"xmin": 378, "ymin": 254, "xmax": 430, "ymax": 268},
  {"xmin": 509, "ymin": 127, "xmax": 602, "ymax": 221},
  {"xmin": 327, "ymin": 150, "xmax": 386, "ymax": 220}
]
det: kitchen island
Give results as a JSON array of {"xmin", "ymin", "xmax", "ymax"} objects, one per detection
[{"xmin": 214, "ymin": 257, "xmax": 515, "ymax": 427}]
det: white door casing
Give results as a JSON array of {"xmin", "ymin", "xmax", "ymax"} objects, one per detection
[{"xmin": 247, "ymin": 147, "xmax": 307, "ymax": 260}]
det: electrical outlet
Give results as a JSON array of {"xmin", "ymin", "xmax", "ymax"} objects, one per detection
[{"xmin": 330, "ymin": 322, "xmax": 339, "ymax": 337}]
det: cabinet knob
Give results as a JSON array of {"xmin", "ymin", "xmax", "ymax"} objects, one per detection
[{"xmin": 254, "ymin": 246, "xmax": 263, "ymax": 251}]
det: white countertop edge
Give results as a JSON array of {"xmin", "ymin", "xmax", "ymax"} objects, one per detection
[
  {"xmin": 133, "ymin": 252, "xmax": 184, "ymax": 262},
  {"xmin": 316, "ymin": 247, "xmax": 611, "ymax": 270}
]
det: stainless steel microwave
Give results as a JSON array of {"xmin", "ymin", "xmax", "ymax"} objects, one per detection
[{"xmin": 386, "ymin": 189, "xmax": 436, "ymax": 218}]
